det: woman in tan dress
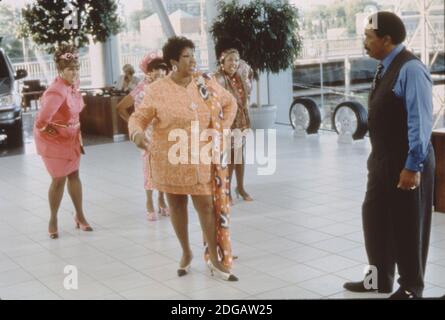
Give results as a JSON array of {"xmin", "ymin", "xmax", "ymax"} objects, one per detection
[
  {"xmin": 128, "ymin": 37, "xmax": 239, "ymax": 281},
  {"xmin": 214, "ymin": 48, "xmax": 254, "ymax": 204}
]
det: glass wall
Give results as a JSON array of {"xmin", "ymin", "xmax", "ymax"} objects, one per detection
[
  {"xmin": 0, "ymin": 0, "xmax": 443, "ymax": 128},
  {"xmin": 292, "ymin": 0, "xmax": 445, "ymax": 130},
  {"xmin": 117, "ymin": 0, "xmax": 209, "ymax": 79}
]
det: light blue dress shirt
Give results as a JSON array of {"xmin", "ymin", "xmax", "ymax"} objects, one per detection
[{"xmin": 379, "ymin": 44, "xmax": 433, "ymax": 172}]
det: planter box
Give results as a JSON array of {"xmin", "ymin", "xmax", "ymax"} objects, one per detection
[{"xmin": 249, "ymin": 104, "xmax": 277, "ymax": 130}]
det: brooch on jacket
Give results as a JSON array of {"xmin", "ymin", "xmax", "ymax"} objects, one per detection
[{"xmin": 195, "ymin": 72, "xmax": 213, "ymax": 101}]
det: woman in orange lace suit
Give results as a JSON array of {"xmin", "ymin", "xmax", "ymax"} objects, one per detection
[{"xmin": 128, "ymin": 37, "xmax": 239, "ymax": 281}]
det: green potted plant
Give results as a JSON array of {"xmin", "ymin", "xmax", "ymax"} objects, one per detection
[{"xmin": 211, "ymin": 0, "xmax": 302, "ymax": 129}]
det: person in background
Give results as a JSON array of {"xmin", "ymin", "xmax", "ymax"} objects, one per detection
[
  {"xmin": 33, "ymin": 45, "xmax": 93, "ymax": 239},
  {"xmin": 214, "ymin": 39, "xmax": 254, "ymax": 204},
  {"xmin": 115, "ymin": 64, "xmax": 140, "ymax": 92},
  {"xmin": 117, "ymin": 52, "xmax": 170, "ymax": 220}
]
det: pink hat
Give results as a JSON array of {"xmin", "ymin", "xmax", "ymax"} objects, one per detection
[{"xmin": 139, "ymin": 51, "xmax": 162, "ymax": 74}]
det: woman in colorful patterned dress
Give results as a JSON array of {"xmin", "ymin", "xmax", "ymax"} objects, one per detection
[
  {"xmin": 117, "ymin": 53, "xmax": 169, "ymax": 220},
  {"xmin": 128, "ymin": 37, "xmax": 239, "ymax": 281},
  {"xmin": 214, "ymin": 47, "xmax": 254, "ymax": 204},
  {"xmin": 34, "ymin": 45, "xmax": 92, "ymax": 239}
]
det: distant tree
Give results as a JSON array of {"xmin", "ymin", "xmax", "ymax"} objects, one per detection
[{"xmin": 19, "ymin": 0, "xmax": 123, "ymax": 53}]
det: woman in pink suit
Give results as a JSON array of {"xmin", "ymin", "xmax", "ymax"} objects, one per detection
[{"xmin": 34, "ymin": 45, "xmax": 92, "ymax": 239}]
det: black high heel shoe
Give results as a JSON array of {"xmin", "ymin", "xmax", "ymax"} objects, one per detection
[
  {"xmin": 207, "ymin": 260, "xmax": 238, "ymax": 282},
  {"xmin": 177, "ymin": 254, "xmax": 193, "ymax": 277},
  {"xmin": 177, "ymin": 263, "xmax": 191, "ymax": 277}
]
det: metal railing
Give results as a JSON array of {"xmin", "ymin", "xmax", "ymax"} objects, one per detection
[
  {"xmin": 12, "ymin": 57, "xmax": 91, "ymax": 84},
  {"xmin": 12, "ymin": 35, "xmax": 444, "ymax": 82},
  {"xmin": 297, "ymin": 35, "xmax": 444, "ymax": 61}
]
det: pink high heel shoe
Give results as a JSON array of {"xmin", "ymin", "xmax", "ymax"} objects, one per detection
[
  {"xmin": 147, "ymin": 211, "xmax": 158, "ymax": 221},
  {"xmin": 48, "ymin": 221, "xmax": 58, "ymax": 239},
  {"xmin": 159, "ymin": 207, "xmax": 170, "ymax": 217},
  {"xmin": 48, "ymin": 231, "xmax": 59, "ymax": 239},
  {"xmin": 74, "ymin": 216, "xmax": 93, "ymax": 231}
]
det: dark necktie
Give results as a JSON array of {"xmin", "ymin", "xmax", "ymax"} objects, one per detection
[{"xmin": 371, "ymin": 63, "xmax": 384, "ymax": 91}]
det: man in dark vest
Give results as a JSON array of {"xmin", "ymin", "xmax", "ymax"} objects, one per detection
[{"xmin": 343, "ymin": 11, "xmax": 435, "ymax": 299}]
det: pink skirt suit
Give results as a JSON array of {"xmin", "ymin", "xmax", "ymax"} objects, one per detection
[{"xmin": 34, "ymin": 77, "xmax": 84, "ymax": 178}]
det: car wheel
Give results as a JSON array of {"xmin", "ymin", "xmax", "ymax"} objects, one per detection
[
  {"xmin": 289, "ymin": 98, "xmax": 321, "ymax": 134},
  {"xmin": 332, "ymin": 101, "xmax": 368, "ymax": 140}
]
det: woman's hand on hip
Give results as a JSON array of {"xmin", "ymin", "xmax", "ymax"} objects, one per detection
[
  {"xmin": 132, "ymin": 132, "xmax": 148, "ymax": 150},
  {"xmin": 43, "ymin": 124, "xmax": 59, "ymax": 136}
]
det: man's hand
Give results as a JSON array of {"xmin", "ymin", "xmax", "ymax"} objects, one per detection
[
  {"xmin": 397, "ymin": 169, "xmax": 421, "ymax": 191},
  {"xmin": 132, "ymin": 132, "xmax": 148, "ymax": 150}
]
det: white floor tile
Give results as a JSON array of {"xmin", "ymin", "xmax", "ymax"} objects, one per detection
[
  {"xmin": 102, "ymin": 272, "xmax": 157, "ymax": 292},
  {"xmin": 253, "ymin": 285, "xmax": 322, "ymax": 299},
  {"xmin": 186, "ymin": 284, "xmax": 250, "ymax": 300},
  {"xmin": 310, "ymin": 237, "xmax": 362, "ymax": 254},
  {"xmin": 266, "ymin": 264, "xmax": 325, "ymax": 284},
  {"xmin": 298, "ymin": 274, "xmax": 349, "ymax": 297},
  {"xmin": 0, "ymin": 268, "xmax": 35, "ymax": 288},
  {"xmin": 277, "ymin": 246, "xmax": 331, "ymax": 263},
  {"xmin": 119, "ymin": 282, "xmax": 181, "ymax": 300},
  {"xmin": 304, "ymin": 254, "xmax": 361, "ymax": 273}
]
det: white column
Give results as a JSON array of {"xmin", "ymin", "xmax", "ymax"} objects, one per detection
[
  {"xmin": 103, "ymin": 35, "xmax": 121, "ymax": 86},
  {"xmin": 419, "ymin": 0, "xmax": 430, "ymax": 66},
  {"xmin": 344, "ymin": 55, "xmax": 351, "ymax": 96},
  {"xmin": 204, "ymin": 0, "xmax": 218, "ymax": 69},
  {"xmin": 88, "ymin": 37, "xmax": 106, "ymax": 88}
]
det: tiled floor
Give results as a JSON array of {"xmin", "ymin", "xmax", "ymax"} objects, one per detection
[{"xmin": 0, "ymin": 125, "xmax": 445, "ymax": 300}]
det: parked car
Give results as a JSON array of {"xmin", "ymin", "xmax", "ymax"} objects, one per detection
[{"xmin": 0, "ymin": 42, "xmax": 28, "ymax": 146}]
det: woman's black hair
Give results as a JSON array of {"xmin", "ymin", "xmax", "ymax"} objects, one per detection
[
  {"xmin": 147, "ymin": 57, "xmax": 169, "ymax": 72},
  {"xmin": 215, "ymin": 37, "xmax": 242, "ymax": 59},
  {"xmin": 368, "ymin": 11, "xmax": 406, "ymax": 45},
  {"xmin": 162, "ymin": 36, "xmax": 195, "ymax": 68}
]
